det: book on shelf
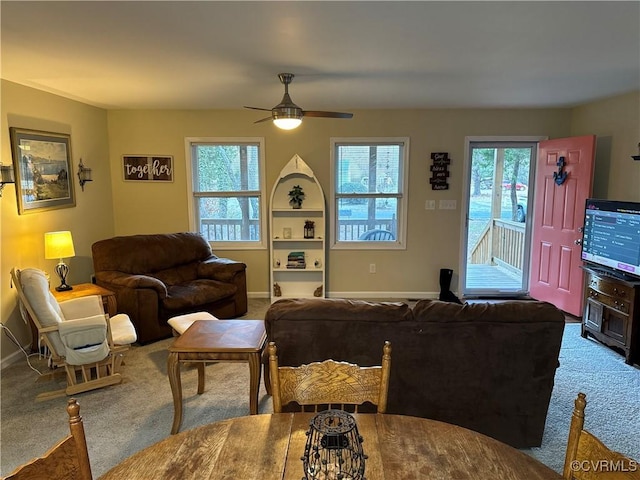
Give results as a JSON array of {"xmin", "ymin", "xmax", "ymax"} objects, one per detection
[{"xmin": 287, "ymin": 251, "xmax": 306, "ymax": 269}]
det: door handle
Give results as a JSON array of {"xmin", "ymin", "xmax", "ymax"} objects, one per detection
[{"xmin": 575, "ymin": 239, "xmax": 583, "ymax": 246}]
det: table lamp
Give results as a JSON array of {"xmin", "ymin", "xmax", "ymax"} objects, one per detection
[
  {"xmin": 44, "ymin": 231, "xmax": 76, "ymax": 291},
  {"xmin": 302, "ymin": 409, "xmax": 366, "ymax": 480}
]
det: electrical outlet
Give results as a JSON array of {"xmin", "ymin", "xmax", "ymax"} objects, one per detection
[
  {"xmin": 425, "ymin": 200, "xmax": 436, "ymax": 210},
  {"xmin": 369, "ymin": 263, "xmax": 376, "ymax": 274}
]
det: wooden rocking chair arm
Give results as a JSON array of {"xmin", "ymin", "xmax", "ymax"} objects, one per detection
[{"xmin": 38, "ymin": 325, "xmax": 60, "ymax": 334}]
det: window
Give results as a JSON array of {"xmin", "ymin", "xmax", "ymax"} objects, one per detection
[
  {"xmin": 186, "ymin": 138, "xmax": 266, "ymax": 249},
  {"xmin": 330, "ymin": 138, "xmax": 409, "ymax": 249}
]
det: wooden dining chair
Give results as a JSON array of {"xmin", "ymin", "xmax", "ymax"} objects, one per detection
[
  {"xmin": 268, "ymin": 340, "xmax": 391, "ymax": 413},
  {"xmin": 563, "ymin": 392, "xmax": 640, "ymax": 480},
  {"xmin": 3, "ymin": 398, "xmax": 93, "ymax": 480}
]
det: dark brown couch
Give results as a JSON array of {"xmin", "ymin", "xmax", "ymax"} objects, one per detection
[
  {"xmin": 92, "ymin": 232, "xmax": 247, "ymax": 343},
  {"xmin": 265, "ymin": 297, "xmax": 565, "ymax": 448}
]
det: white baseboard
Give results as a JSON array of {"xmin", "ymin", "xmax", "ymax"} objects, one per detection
[
  {"xmin": 247, "ymin": 291, "xmax": 270, "ymax": 299},
  {"xmin": 248, "ymin": 291, "xmax": 440, "ymax": 300},
  {"xmin": 327, "ymin": 291, "xmax": 439, "ymax": 300},
  {"xmin": 0, "ymin": 346, "xmax": 31, "ymax": 370}
]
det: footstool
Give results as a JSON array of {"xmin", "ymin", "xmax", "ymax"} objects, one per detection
[
  {"xmin": 167, "ymin": 311, "xmax": 218, "ymax": 335},
  {"xmin": 167, "ymin": 319, "xmax": 267, "ymax": 434}
]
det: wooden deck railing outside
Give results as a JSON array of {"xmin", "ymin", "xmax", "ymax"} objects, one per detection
[
  {"xmin": 200, "ymin": 219, "xmax": 260, "ymax": 241},
  {"xmin": 469, "ymin": 219, "xmax": 525, "ymax": 274},
  {"xmin": 200, "ymin": 217, "xmax": 397, "ymax": 242},
  {"xmin": 338, "ymin": 217, "xmax": 397, "ymax": 241}
]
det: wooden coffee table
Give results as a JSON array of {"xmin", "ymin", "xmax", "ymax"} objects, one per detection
[{"xmin": 167, "ymin": 319, "xmax": 266, "ymax": 434}]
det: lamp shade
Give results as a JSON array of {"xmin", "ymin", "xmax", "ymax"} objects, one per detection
[{"xmin": 44, "ymin": 231, "xmax": 76, "ymax": 259}]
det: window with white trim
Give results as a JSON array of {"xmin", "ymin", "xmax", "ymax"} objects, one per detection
[
  {"xmin": 330, "ymin": 138, "xmax": 409, "ymax": 249},
  {"xmin": 187, "ymin": 138, "xmax": 266, "ymax": 249}
]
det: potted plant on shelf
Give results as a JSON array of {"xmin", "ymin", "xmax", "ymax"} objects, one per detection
[{"xmin": 288, "ymin": 185, "xmax": 305, "ymax": 209}]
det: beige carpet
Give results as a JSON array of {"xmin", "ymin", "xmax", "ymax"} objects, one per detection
[{"xmin": 1, "ymin": 299, "xmax": 638, "ymax": 478}]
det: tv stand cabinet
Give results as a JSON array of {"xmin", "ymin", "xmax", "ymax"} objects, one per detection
[{"xmin": 582, "ymin": 266, "xmax": 639, "ymax": 365}]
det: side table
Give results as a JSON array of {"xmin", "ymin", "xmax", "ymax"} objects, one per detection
[
  {"xmin": 167, "ymin": 319, "xmax": 267, "ymax": 434},
  {"xmin": 28, "ymin": 283, "xmax": 117, "ymax": 353}
]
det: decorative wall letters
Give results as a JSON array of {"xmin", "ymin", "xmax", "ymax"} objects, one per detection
[
  {"xmin": 122, "ymin": 155, "xmax": 173, "ymax": 182},
  {"xmin": 429, "ymin": 152, "xmax": 450, "ymax": 190}
]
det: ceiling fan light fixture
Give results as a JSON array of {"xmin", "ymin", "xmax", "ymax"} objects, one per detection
[
  {"xmin": 273, "ymin": 117, "xmax": 302, "ymax": 130},
  {"xmin": 272, "ymin": 105, "xmax": 303, "ymax": 130}
]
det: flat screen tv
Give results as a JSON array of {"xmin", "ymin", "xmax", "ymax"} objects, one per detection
[{"xmin": 581, "ymin": 198, "xmax": 640, "ymax": 281}]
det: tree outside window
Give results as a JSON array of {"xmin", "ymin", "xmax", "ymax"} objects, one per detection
[
  {"xmin": 189, "ymin": 139, "xmax": 266, "ymax": 249},
  {"xmin": 331, "ymin": 138, "xmax": 409, "ymax": 249}
]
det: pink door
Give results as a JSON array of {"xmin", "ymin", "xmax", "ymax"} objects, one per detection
[{"xmin": 529, "ymin": 136, "xmax": 595, "ymax": 317}]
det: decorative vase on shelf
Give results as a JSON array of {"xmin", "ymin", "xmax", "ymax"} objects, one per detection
[{"xmin": 288, "ymin": 185, "xmax": 305, "ymax": 209}]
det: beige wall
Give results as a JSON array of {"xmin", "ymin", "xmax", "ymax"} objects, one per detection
[
  {"xmin": 2, "ymin": 79, "xmax": 638, "ymax": 364},
  {"xmin": 107, "ymin": 108, "xmax": 572, "ymax": 299},
  {"xmin": 1, "ymin": 80, "xmax": 115, "ymax": 364},
  {"xmin": 570, "ymin": 91, "xmax": 640, "ymax": 202}
]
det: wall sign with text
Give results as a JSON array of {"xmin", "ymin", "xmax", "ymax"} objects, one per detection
[
  {"xmin": 122, "ymin": 155, "xmax": 173, "ymax": 182},
  {"xmin": 429, "ymin": 152, "xmax": 450, "ymax": 190}
]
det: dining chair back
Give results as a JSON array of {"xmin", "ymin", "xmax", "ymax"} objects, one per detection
[
  {"xmin": 3, "ymin": 398, "xmax": 93, "ymax": 480},
  {"xmin": 563, "ymin": 392, "xmax": 640, "ymax": 479},
  {"xmin": 268, "ymin": 340, "xmax": 391, "ymax": 413}
]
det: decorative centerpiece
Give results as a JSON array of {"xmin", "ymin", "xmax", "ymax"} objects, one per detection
[
  {"xmin": 304, "ymin": 220, "xmax": 315, "ymax": 238},
  {"xmin": 288, "ymin": 185, "xmax": 305, "ymax": 209},
  {"xmin": 301, "ymin": 409, "xmax": 366, "ymax": 480}
]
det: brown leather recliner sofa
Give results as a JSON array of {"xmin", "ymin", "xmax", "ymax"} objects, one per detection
[
  {"xmin": 92, "ymin": 232, "xmax": 247, "ymax": 344},
  {"xmin": 265, "ymin": 297, "xmax": 565, "ymax": 448}
]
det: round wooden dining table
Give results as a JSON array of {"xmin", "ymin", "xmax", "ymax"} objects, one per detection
[{"xmin": 98, "ymin": 413, "xmax": 563, "ymax": 479}]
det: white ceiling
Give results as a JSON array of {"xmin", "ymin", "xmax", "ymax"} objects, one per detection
[{"xmin": 1, "ymin": 1, "xmax": 638, "ymax": 112}]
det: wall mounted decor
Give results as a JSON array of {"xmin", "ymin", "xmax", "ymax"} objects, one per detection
[
  {"xmin": 553, "ymin": 156, "xmax": 568, "ymax": 185},
  {"xmin": 122, "ymin": 155, "xmax": 173, "ymax": 182},
  {"xmin": 77, "ymin": 158, "xmax": 93, "ymax": 191},
  {"xmin": 0, "ymin": 164, "xmax": 15, "ymax": 197},
  {"xmin": 9, "ymin": 127, "xmax": 76, "ymax": 214},
  {"xmin": 429, "ymin": 152, "xmax": 450, "ymax": 190}
]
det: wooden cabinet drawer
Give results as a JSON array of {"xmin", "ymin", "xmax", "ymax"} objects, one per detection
[
  {"xmin": 586, "ymin": 288, "xmax": 631, "ymax": 313},
  {"xmin": 587, "ymin": 276, "xmax": 633, "ymax": 300}
]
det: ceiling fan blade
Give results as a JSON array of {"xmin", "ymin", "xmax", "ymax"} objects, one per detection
[
  {"xmin": 303, "ymin": 110, "xmax": 354, "ymax": 119},
  {"xmin": 244, "ymin": 106, "xmax": 273, "ymax": 112},
  {"xmin": 253, "ymin": 116, "xmax": 273, "ymax": 124}
]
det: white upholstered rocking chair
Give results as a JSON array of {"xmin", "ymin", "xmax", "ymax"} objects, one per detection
[{"xmin": 10, "ymin": 267, "xmax": 137, "ymax": 396}]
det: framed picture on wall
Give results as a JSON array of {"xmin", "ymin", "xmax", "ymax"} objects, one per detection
[{"xmin": 9, "ymin": 128, "xmax": 76, "ymax": 214}]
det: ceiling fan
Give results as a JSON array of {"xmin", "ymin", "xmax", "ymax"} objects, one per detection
[{"xmin": 244, "ymin": 73, "xmax": 353, "ymax": 130}]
